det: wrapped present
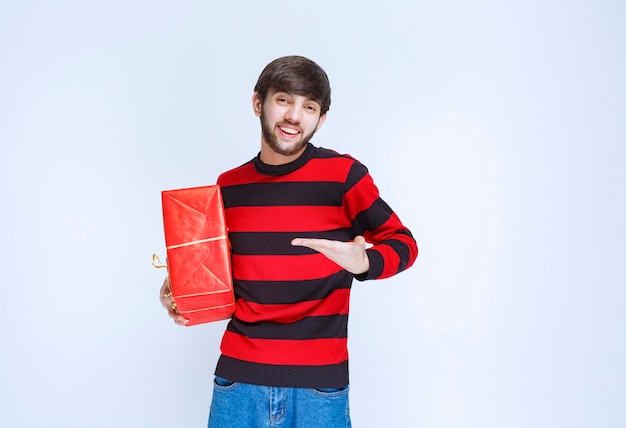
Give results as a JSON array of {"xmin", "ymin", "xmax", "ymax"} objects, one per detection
[{"xmin": 160, "ymin": 185, "xmax": 234, "ymax": 326}]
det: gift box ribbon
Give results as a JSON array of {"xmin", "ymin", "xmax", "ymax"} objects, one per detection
[{"xmin": 166, "ymin": 235, "xmax": 227, "ymax": 250}]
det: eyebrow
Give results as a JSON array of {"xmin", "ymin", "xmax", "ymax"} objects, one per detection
[{"xmin": 273, "ymin": 91, "xmax": 320, "ymax": 105}]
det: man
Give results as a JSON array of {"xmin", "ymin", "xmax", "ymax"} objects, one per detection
[{"xmin": 160, "ymin": 55, "xmax": 418, "ymax": 427}]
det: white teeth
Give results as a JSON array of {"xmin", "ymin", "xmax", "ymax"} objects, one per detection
[{"xmin": 280, "ymin": 126, "xmax": 299, "ymax": 135}]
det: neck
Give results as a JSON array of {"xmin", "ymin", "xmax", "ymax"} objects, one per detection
[{"xmin": 259, "ymin": 140, "xmax": 308, "ymax": 165}]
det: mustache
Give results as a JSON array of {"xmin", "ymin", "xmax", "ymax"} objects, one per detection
[{"xmin": 277, "ymin": 120, "xmax": 302, "ymax": 130}]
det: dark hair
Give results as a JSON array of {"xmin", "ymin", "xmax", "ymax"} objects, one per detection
[{"xmin": 254, "ymin": 56, "xmax": 331, "ymax": 115}]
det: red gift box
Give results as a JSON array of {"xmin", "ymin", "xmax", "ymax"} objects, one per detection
[{"xmin": 160, "ymin": 185, "xmax": 234, "ymax": 326}]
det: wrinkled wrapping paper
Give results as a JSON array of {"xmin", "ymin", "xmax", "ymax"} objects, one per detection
[{"xmin": 161, "ymin": 185, "xmax": 234, "ymax": 326}]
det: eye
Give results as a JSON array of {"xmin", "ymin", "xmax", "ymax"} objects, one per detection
[{"xmin": 305, "ymin": 104, "xmax": 318, "ymax": 113}]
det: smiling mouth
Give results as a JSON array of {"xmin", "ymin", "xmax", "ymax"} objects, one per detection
[{"xmin": 278, "ymin": 125, "xmax": 300, "ymax": 136}]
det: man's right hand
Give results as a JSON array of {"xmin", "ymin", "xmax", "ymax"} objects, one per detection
[{"xmin": 159, "ymin": 276, "xmax": 188, "ymax": 326}]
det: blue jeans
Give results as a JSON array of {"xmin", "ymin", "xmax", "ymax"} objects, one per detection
[{"xmin": 208, "ymin": 376, "xmax": 351, "ymax": 428}]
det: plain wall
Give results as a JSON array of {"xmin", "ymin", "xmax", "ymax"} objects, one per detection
[{"xmin": 1, "ymin": 1, "xmax": 624, "ymax": 427}]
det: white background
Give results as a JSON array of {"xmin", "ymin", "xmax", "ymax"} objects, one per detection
[{"xmin": 1, "ymin": 1, "xmax": 624, "ymax": 427}]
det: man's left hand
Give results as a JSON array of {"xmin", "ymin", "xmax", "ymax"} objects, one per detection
[{"xmin": 291, "ymin": 235, "xmax": 370, "ymax": 275}]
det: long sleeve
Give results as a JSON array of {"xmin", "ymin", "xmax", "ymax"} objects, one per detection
[{"xmin": 343, "ymin": 161, "xmax": 418, "ymax": 280}]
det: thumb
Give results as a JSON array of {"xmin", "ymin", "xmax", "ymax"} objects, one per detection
[{"xmin": 354, "ymin": 236, "xmax": 366, "ymax": 246}]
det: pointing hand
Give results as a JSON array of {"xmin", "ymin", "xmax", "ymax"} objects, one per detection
[{"xmin": 291, "ymin": 235, "xmax": 370, "ymax": 275}]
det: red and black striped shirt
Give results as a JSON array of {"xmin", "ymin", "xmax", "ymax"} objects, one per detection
[{"xmin": 214, "ymin": 143, "xmax": 418, "ymax": 388}]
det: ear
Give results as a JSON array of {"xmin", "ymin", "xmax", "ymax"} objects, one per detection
[
  {"xmin": 252, "ymin": 92, "xmax": 262, "ymax": 117},
  {"xmin": 316, "ymin": 113, "xmax": 327, "ymax": 131}
]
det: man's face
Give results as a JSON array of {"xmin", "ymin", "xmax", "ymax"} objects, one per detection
[{"xmin": 255, "ymin": 89, "xmax": 326, "ymax": 157}]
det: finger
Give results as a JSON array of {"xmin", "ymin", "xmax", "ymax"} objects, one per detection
[
  {"xmin": 353, "ymin": 235, "xmax": 366, "ymax": 246},
  {"xmin": 160, "ymin": 292, "xmax": 173, "ymax": 310},
  {"xmin": 174, "ymin": 316, "xmax": 189, "ymax": 326},
  {"xmin": 159, "ymin": 277, "xmax": 173, "ymax": 307},
  {"xmin": 169, "ymin": 309, "xmax": 188, "ymax": 325},
  {"xmin": 292, "ymin": 237, "xmax": 364, "ymax": 247},
  {"xmin": 291, "ymin": 238, "xmax": 334, "ymax": 250},
  {"xmin": 291, "ymin": 237, "xmax": 316, "ymax": 247}
]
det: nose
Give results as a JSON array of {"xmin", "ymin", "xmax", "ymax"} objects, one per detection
[{"xmin": 285, "ymin": 102, "xmax": 303, "ymax": 124}]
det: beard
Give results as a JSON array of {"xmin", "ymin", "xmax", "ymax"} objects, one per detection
[{"xmin": 260, "ymin": 110, "xmax": 319, "ymax": 157}]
